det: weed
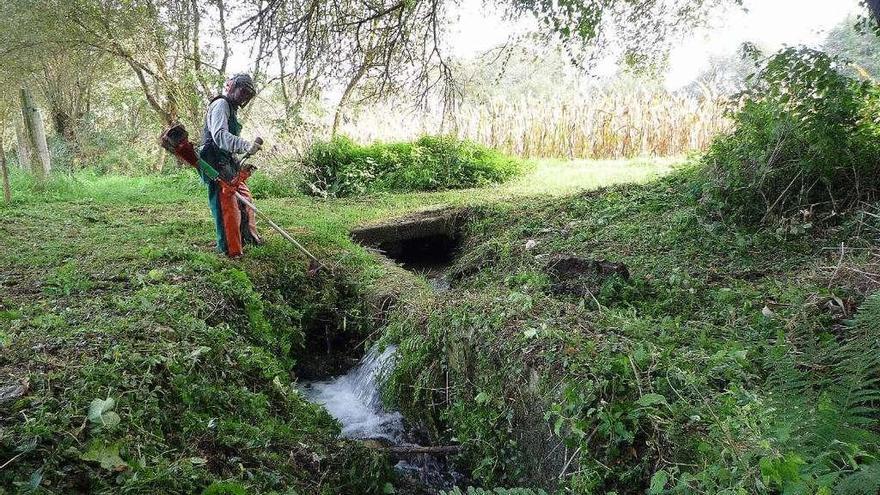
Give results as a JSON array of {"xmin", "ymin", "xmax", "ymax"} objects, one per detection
[
  {"xmin": 701, "ymin": 47, "xmax": 880, "ymax": 222},
  {"xmin": 383, "ymin": 169, "xmax": 880, "ymax": 493},
  {"xmin": 0, "ymin": 181, "xmax": 393, "ymax": 493},
  {"xmin": 303, "ymin": 135, "xmax": 526, "ymax": 197},
  {"xmin": 44, "ymin": 261, "xmax": 93, "ymax": 296}
]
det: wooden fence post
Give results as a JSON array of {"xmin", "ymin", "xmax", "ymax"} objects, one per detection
[
  {"xmin": 1, "ymin": 133, "xmax": 11, "ymax": 203},
  {"xmin": 14, "ymin": 118, "xmax": 30, "ymax": 170},
  {"xmin": 19, "ymin": 87, "xmax": 51, "ymax": 179}
]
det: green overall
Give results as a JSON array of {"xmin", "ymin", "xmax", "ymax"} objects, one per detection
[{"xmin": 199, "ymin": 96, "xmax": 243, "ymax": 254}]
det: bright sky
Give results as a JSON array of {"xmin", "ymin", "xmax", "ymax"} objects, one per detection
[
  {"xmin": 448, "ymin": 0, "xmax": 863, "ymax": 89},
  {"xmin": 665, "ymin": 0, "xmax": 862, "ymax": 88}
]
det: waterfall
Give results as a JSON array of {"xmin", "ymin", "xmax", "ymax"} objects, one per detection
[{"xmin": 302, "ymin": 345, "xmax": 405, "ymax": 443}]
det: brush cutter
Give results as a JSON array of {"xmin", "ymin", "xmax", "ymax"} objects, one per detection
[{"xmin": 159, "ymin": 123, "xmax": 323, "ymax": 275}]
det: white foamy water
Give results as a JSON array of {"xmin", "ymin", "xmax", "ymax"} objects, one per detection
[{"xmin": 302, "ymin": 345, "xmax": 405, "ymax": 443}]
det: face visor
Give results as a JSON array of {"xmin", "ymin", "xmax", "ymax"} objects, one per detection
[
  {"xmin": 225, "ymin": 75, "xmax": 256, "ymax": 107},
  {"xmin": 229, "ymin": 86, "xmax": 255, "ymax": 107}
]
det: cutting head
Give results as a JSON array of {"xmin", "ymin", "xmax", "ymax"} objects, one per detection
[
  {"xmin": 159, "ymin": 123, "xmax": 198, "ymax": 167},
  {"xmin": 159, "ymin": 124, "xmax": 189, "ymax": 153}
]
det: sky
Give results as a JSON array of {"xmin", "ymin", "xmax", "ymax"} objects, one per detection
[
  {"xmin": 665, "ymin": 0, "xmax": 862, "ymax": 87},
  {"xmin": 447, "ymin": 0, "xmax": 864, "ymax": 89}
]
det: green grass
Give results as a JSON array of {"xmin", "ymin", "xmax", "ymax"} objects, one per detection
[
  {"xmin": 5, "ymin": 155, "xmax": 874, "ymax": 494},
  {"xmin": 0, "ymin": 176, "xmax": 391, "ymax": 493},
  {"xmin": 497, "ymin": 156, "xmax": 676, "ymax": 198},
  {"xmin": 6, "ymin": 169, "xmax": 201, "ymax": 205}
]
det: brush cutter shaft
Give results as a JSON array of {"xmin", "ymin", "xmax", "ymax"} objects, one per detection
[{"xmin": 233, "ymin": 192, "xmax": 322, "ymax": 264}]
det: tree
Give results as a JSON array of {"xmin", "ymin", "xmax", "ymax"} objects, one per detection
[
  {"xmin": 0, "ymin": 137, "xmax": 10, "ymax": 203},
  {"xmin": 688, "ymin": 47, "xmax": 758, "ymax": 96},
  {"xmin": 0, "ymin": 1, "xmax": 126, "ymax": 155},
  {"xmin": 0, "ymin": 105, "xmax": 12, "ymax": 203},
  {"xmin": 0, "ymin": 0, "xmax": 235, "ymax": 131},
  {"xmin": 234, "ymin": 0, "xmax": 744, "ymax": 131},
  {"xmin": 34, "ymin": 50, "xmax": 109, "ymax": 141},
  {"xmin": 451, "ymin": 42, "xmax": 585, "ymax": 105},
  {"xmin": 235, "ymin": 0, "xmax": 458, "ymax": 131},
  {"xmin": 19, "ymin": 87, "xmax": 52, "ymax": 179},
  {"xmin": 54, "ymin": 0, "xmax": 218, "ymax": 127},
  {"xmin": 0, "ymin": 5, "xmax": 53, "ymax": 180},
  {"xmin": 2, "ymin": 0, "xmax": 756, "ymax": 155},
  {"xmin": 824, "ymin": 16, "xmax": 880, "ymax": 80},
  {"xmin": 509, "ymin": 0, "xmax": 743, "ymax": 67}
]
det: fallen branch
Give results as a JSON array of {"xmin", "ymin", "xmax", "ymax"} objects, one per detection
[
  {"xmin": 0, "ymin": 451, "xmax": 27, "ymax": 471},
  {"xmin": 373, "ymin": 445, "xmax": 460, "ymax": 455}
]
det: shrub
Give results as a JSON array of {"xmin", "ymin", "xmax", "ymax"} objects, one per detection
[
  {"xmin": 302, "ymin": 135, "xmax": 525, "ymax": 197},
  {"xmin": 701, "ymin": 47, "xmax": 880, "ymax": 222},
  {"xmin": 247, "ymin": 169, "xmax": 303, "ymax": 199},
  {"xmin": 51, "ymin": 127, "xmax": 157, "ymax": 174}
]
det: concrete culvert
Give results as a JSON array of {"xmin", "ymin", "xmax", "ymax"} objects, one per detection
[{"xmin": 350, "ymin": 208, "xmax": 469, "ymax": 275}]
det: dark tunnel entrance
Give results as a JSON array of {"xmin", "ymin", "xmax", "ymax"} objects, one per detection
[
  {"xmin": 377, "ymin": 232, "xmax": 462, "ymax": 274},
  {"xmin": 350, "ymin": 208, "xmax": 468, "ymax": 275}
]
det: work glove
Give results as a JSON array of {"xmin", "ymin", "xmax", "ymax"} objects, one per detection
[{"xmin": 247, "ymin": 140, "xmax": 262, "ymax": 155}]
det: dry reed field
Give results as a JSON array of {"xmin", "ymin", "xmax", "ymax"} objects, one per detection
[{"xmin": 339, "ymin": 85, "xmax": 730, "ymax": 159}]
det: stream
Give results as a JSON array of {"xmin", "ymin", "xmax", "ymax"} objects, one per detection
[
  {"xmin": 302, "ymin": 345, "xmax": 405, "ymax": 443},
  {"xmin": 302, "ymin": 343, "xmax": 463, "ymax": 492},
  {"xmin": 303, "ymin": 223, "xmax": 461, "ymax": 491}
]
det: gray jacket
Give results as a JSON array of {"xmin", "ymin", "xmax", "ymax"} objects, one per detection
[{"xmin": 205, "ymin": 98, "xmax": 252, "ymax": 154}]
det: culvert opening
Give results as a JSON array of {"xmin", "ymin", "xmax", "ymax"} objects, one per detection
[
  {"xmin": 377, "ymin": 232, "xmax": 462, "ymax": 274},
  {"xmin": 350, "ymin": 208, "xmax": 468, "ymax": 277},
  {"xmin": 295, "ymin": 320, "xmax": 364, "ymax": 381}
]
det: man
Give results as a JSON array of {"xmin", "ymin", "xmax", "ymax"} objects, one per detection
[{"xmin": 199, "ymin": 73, "xmax": 262, "ymax": 257}]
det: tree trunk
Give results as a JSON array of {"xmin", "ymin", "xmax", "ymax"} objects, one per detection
[
  {"xmin": 0, "ymin": 133, "xmax": 11, "ymax": 203},
  {"xmin": 216, "ymin": 0, "xmax": 230, "ymax": 77},
  {"xmin": 50, "ymin": 108, "xmax": 74, "ymax": 142},
  {"xmin": 154, "ymin": 145, "xmax": 166, "ymax": 173},
  {"xmin": 332, "ymin": 63, "xmax": 368, "ymax": 136},
  {"xmin": 19, "ymin": 87, "xmax": 51, "ymax": 179},
  {"xmin": 14, "ymin": 118, "xmax": 31, "ymax": 170}
]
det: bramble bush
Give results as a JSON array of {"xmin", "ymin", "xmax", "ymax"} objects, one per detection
[
  {"xmin": 701, "ymin": 47, "xmax": 880, "ymax": 222},
  {"xmin": 302, "ymin": 135, "xmax": 526, "ymax": 197}
]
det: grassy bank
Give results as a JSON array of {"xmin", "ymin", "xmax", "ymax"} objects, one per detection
[
  {"xmin": 0, "ymin": 178, "xmax": 399, "ymax": 493},
  {"xmin": 5, "ymin": 154, "xmax": 873, "ymax": 494},
  {"xmin": 382, "ymin": 169, "xmax": 880, "ymax": 493}
]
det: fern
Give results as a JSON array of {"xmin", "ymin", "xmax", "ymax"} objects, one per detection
[
  {"xmin": 764, "ymin": 292, "xmax": 880, "ymax": 491},
  {"xmin": 835, "ymin": 463, "xmax": 880, "ymax": 495}
]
